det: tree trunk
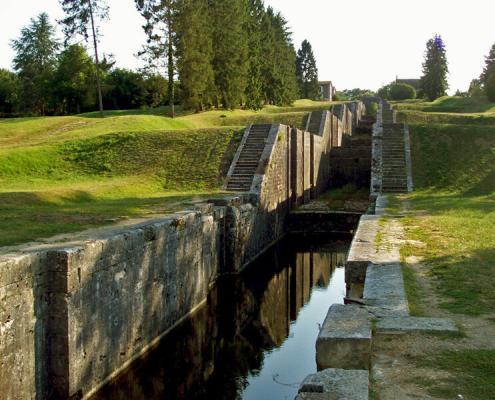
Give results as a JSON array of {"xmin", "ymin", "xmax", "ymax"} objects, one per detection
[
  {"xmin": 167, "ymin": 12, "xmax": 175, "ymax": 119},
  {"xmin": 89, "ymin": 0, "xmax": 104, "ymax": 118}
]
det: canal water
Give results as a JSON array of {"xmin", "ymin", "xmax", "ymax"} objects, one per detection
[{"xmin": 94, "ymin": 234, "xmax": 350, "ymax": 400}]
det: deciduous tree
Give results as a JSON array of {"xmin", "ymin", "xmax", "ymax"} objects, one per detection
[
  {"xmin": 135, "ymin": 0, "xmax": 178, "ymax": 117},
  {"xmin": 52, "ymin": 44, "xmax": 95, "ymax": 114},
  {"xmin": 59, "ymin": 0, "xmax": 109, "ymax": 116}
]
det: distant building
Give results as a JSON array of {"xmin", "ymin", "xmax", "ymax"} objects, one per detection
[
  {"xmin": 319, "ymin": 81, "xmax": 334, "ymax": 101},
  {"xmin": 396, "ymin": 78, "xmax": 421, "ymax": 91}
]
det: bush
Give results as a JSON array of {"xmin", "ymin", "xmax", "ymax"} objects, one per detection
[
  {"xmin": 389, "ymin": 83, "xmax": 417, "ymax": 100},
  {"xmin": 366, "ymin": 101, "xmax": 378, "ymax": 117}
]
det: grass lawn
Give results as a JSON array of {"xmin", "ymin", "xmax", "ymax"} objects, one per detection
[
  {"xmin": 0, "ymin": 100, "xmax": 334, "ymax": 247},
  {"xmin": 392, "ymin": 96, "xmax": 495, "ymax": 398}
]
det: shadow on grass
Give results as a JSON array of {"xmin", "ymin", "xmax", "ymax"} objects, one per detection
[
  {"xmin": 419, "ymin": 247, "xmax": 495, "ymax": 315},
  {"xmin": 78, "ymin": 105, "xmax": 195, "ymax": 119},
  {"xmin": 0, "ymin": 190, "xmax": 222, "ymax": 247}
]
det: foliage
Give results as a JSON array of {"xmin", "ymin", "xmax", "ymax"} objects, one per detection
[
  {"xmin": 0, "ymin": 69, "xmax": 19, "ymax": 115},
  {"xmin": 135, "ymin": 0, "xmax": 178, "ymax": 116},
  {"xmin": 337, "ymin": 88, "xmax": 376, "ymax": 100},
  {"xmin": 175, "ymin": 0, "xmax": 215, "ymax": 111},
  {"xmin": 296, "ymin": 40, "xmax": 319, "ymax": 100},
  {"xmin": 210, "ymin": 0, "xmax": 249, "ymax": 109},
  {"xmin": 59, "ymin": 0, "xmax": 110, "ymax": 114},
  {"xmin": 480, "ymin": 44, "xmax": 495, "ymax": 101},
  {"xmin": 260, "ymin": 7, "xmax": 298, "ymax": 106},
  {"xmin": 103, "ymin": 68, "xmax": 146, "ymax": 110},
  {"xmin": 377, "ymin": 84, "xmax": 391, "ymax": 100},
  {"xmin": 11, "ymin": 13, "xmax": 59, "ymax": 115},
  {"xmin": 389, "ymin": 83, "xmax": 416, "ymax": 100},
  {"xmin": 420, "ymin": 34, "xmax": 449, "ymax": 101},
  {"xmin": 52, "ymin": 44, "xmax": 96, "ymax": 114},
  {"xmin": 244, "ymin": 0, "xmax": 265, "ymax": 110}
]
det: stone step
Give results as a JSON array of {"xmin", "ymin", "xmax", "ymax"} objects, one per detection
[
  {"xmin": 296, "ymin": 369, "xmax": 369, "ymax": 400},
  {"xmin": 316, "ymin": 304, "xmax": 371, "ymax": 370}
]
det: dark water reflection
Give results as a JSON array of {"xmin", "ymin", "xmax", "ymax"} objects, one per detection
[{"xmin": 93, "ymin": 234, "xmax": 350, "ymax": 400}]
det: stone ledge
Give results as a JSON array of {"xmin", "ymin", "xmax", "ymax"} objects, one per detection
[
  {"xmin": 376, "ymin": 316, "xmax": 458, "ymax": 334},
  {"xmin": 296, "ymin": 368, "xmax": 369, "ymax": 400},
  {"xmin": 316, "ymin": 305, "xmax": 371, "ymax": 370},
  {"xmin": 363, "ymin": 264, "xmax": 409, "ymax": 317}
]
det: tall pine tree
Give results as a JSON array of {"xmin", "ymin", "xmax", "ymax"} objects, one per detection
[
  {"xmin": 296, "ymin": 40, "xmax": 319, "ymax": 99},
  {"xmin": 175, "ymin": 0, "xmax": 215, "ymax": 111},
  {"xmin": 59, "ymin": 0, "xmax": 109, "ymax": 116},
  {"xmin": 480, "ymin": 43, "xmax": 495, "ymax": 102},
  {"xmin": 11, "ymin": 13, "xmax": 59, "ymax": 115},
  {"xmin": 420, "ymin": 35, "xmax": 449, "ymax": 101},
  {"xmin": 260, "ymin": 7, "xmax": 298, "ymax": 106},
  {"xmin": 210, "ymin": 0, "xmax": 249, "ymax": 109},
  {"xmin": 135, "ymin": 0, "xmax": 178, "ymax": 117},
  {"xmin": 244, "ymin": 0, "xmax": 265, "ymax": 110}
]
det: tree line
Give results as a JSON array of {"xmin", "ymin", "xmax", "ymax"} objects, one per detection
[{"xmin": 0, "ymin": 0, "xmax": 322, "ymax": 117}]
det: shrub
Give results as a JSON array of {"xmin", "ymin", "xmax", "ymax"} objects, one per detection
[
  {"xmin": 366, "ymin": 101, "xmax": 378, "ymax": 117},
  {"xmin": 389, "ymin": 83, "xmax": 417, "ymax": 100}
]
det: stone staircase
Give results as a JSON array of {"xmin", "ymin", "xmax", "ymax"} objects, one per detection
[
  {"xmin": 382, "ymin": 102, "xmax": 395, "ymax": 123},
  {"xmin": 355, "ymin": 115, "xmax": 375, "ymax": 134},
  {"xmin": 381, "ymin": 123, "xmax": 408, "ymax": 193},
  {"xmin": 225, "ymin": 124, "xmax": 271, "ymax": 192}
]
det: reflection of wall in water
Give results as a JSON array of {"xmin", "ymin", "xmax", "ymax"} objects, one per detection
[{"xmin": 92, "ymin": 245, "xmax": 348, "ymax": 400}]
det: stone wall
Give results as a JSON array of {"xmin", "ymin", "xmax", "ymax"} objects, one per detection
[{"xmin": 0, "ymin": 102, "xmax": 366, "ymax": 399}]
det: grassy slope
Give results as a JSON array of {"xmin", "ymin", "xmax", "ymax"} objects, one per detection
[
  {"xmin": 0, "ymin": 100, "xmax": 333, "ymax": 247},
  {"xmin": 395, "ymin": 96, "xmax": 495, "ymax": 398}
]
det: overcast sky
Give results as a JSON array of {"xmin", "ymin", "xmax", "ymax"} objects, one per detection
[{"xmin": 1, "ymin": 0, "xmax": 494, "ymax": 92}]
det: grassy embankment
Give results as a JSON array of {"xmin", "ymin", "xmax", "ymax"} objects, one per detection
[
  {"xmin": 0, "ymin": 100, "xmax": 334, "ymax": 247},
  {"xmin": 391, "ymin": 96, "xmax": 495, "ymax": 398}
]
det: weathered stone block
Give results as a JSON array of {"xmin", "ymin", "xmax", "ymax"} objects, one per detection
[
  {"xmin": 316, "ymin": 304, "xmax": 371, "ymax": 370},
  {"xmin": 296, "ymin": 368, "xmax": 369, "ymax": 400}
]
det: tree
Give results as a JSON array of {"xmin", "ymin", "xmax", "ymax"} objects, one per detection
[
  {"xmin": 52, "ymin": 44, "xmax": 96, "ymax": 114},
  {"xmin": 0, "ymin": 69, "xmax": 19, "ymax": 115},
  {"xmin": 468, "ymin": 79, "xmax": 484, "ymax": 98},
  {"xmin": 143, "ymin": 74, "xmax": 168, "ymax": 107},
  {"xmin": 261, "ymin": 7, "xmax": 298, "ymax": 106},
  {"xmin": 104, "ymin": 68, "xmax": 146, "ymax": 109},
  {"xmin": 338, "ymin": 88, "xmax": 376, "ymax": 100},
  {"xmin": 59, "ymin": 0, "xmax": 109, "ymax": 117},
  {"xmin": 210, "ymin": 0, "xmax": 249, "ymax": 109},
  {"xmin": 420, "ymin": 34, "xmax": 449, "ymax": 101},
  {"xmin": 175, "ymin": 0, "xmax": 215, "ymax": 111},
  {"xmin": 480, "ymin": 43, "xmax": 495, "ymax": 102},
  {"xmin": 136, "ymin": 0, "xmax": 178, "ymax": 117},
  {"xmin": 296, "ymin": 40, "xmax": 319, "ymax": 99},
  {"xmin": 244, "ymin": 0, "xmax": 265, "ymax": 110},
  {"xmin": 389, "ymin": 83, "xmax": 416, "ymax": 100},
  {"xmin": 11, "ymin": 12, "xmax": 59, "ymax": 115}
]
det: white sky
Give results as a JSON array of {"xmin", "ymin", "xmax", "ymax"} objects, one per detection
[{"xmin": 1, "ymin": 0, "xmax": 494, "ymax": 92}]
